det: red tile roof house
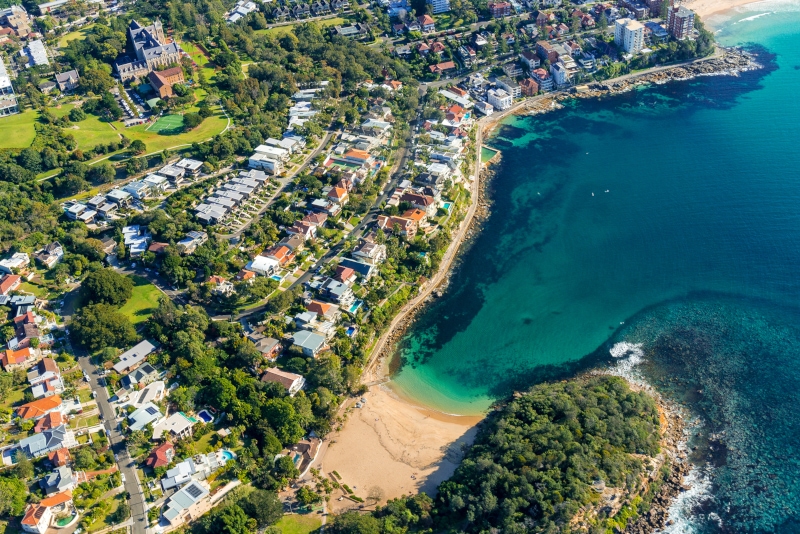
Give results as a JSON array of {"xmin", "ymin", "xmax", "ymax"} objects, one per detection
[
  {"xmin": 48, "ymin": 448, "xmax": 71, "ymax": 467},
  {"xmin": 145, "ymin": 442, "xmax": 175, "ymax": 469},
  {"xmin": 0, "ymin": 273, "xmax": 21, "ymax": 295},
  {"xmin": 12, "ymin": 311, "xmax": 41, "ymax": 350},
  {"xmin": 327, "ymin": 186, "xmax": 349, "ymax": 205},
  {"xmin": 429, "ymin": 61, "xmax": 457, "ymax": 75},
  {"xmin": 417, "ymin": 14, "xmax": 435, "ymax": 33},
  {"xmin": 16, "ymin": 395, "xmax": 63, "ymax": 421},
  {"xmin": 335, "ymin": 265, "xmax": 357, "ymax": 285},
  {"xmin": 21, "ymin": 491, "xmax": 73, "ymax": 534},
  {"xmin": 1, "ymin": 347, "xmax": 36, "ymax": 371},
  {"xmin": 400, "ymin": 192, "xmax": 438, "ymax": 217}
]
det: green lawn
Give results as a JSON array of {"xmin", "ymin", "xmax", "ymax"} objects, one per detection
[
  {"xmin": 274, "ymin": 514, "xmax": 322, "ymax": 534},
  {"xmin": 257, "ymin": 17, "xmax": 347, "ymax": 38},
  {"xmin": 57, "ymin": 24, "xmax": 95, "ymax": 48},
  {"xmin": 19, "ymin": 281, "xmax": 48, "ymax": 298},
  {"xmin": 0, "ymin": 109, "xmax": 38, "ymax": 149},
  {"xmin": 192, "ymin": 430, "xmax": 217, "ymax": 454},
  {"xmin": 117, "ymin": 276, "xmax": 162, "ymax": 324}
]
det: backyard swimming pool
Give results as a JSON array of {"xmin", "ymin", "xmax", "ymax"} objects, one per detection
[
  {"xmin": 221, "ymin": 450, "xmax": 236, "ymax": 461},
  {"xmin": 197, "ymin": 410, "xmax": 214, "ymax": 423}
]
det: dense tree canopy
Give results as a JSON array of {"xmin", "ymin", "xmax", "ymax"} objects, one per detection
[
  {"xmin": 71, "ymin": 303, "xmax": 138, "ymax": 351},
  {"xmin": 82, "ymin": 268, "xmax": 134, "ymax": 306}
]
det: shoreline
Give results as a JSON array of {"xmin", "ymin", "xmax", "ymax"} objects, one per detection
[
  {"xmin": 689, "ymin": 0, "xmax": 768, "ymax": 18},
  {"xmin": 321, "ymin": 46, "xmax": 761, "ymax": 513}
]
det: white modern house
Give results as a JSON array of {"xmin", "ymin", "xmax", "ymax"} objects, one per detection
[{"xmin": 487, "ymin": 88, "xmax": 512, "ymax": 111}]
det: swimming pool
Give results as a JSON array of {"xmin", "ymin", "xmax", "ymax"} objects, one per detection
[
  {"xmin": 348, "ymin": 299, "xmax": 363, "ymax": 314},
  {"xmin": 442, "ymin": 202, "xmax": 452, "ymax": 211},
  {"xmin": 270, "ymin": 275, "xmax": 282, "ymax": 281},
  {"xmin": 221, "ymin": 450, "xmax": 236, "ymax": 461},
  {"xmin": 197, "ymin": 410, "xmax": 214, "ymax": 423}
]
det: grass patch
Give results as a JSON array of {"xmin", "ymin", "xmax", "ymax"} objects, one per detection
[
  {"xmin": 19, "ymin": 281, "xmax": 48, "ymax": 298},
  {"xmin": 274, "ymin": 514, "xmax": 322, "ymax": 534},
  {"xmin": 0, "ymin": 385, "xmax": 25, "ymax": 411},
  {"xmin": 193, "ymin": 430, "xmax": 217, "ymax": 454},
  {"xmin": 77, "ymin": 389, "xmax": 94, "ymax": 403},
  {"xmin": 257, "ymin": 17, "xmax": 347, "ymax": 38},
  {"xmin": 0, "ymin": 109, "xmax": 38, "ymax": 149},
  {"xmin": 57, "ymin": 24, "xmax": 95, "ymax": 47},
  {"xmin": 117, "ymin": 275, "xmax": 161, "ymax": 324}
]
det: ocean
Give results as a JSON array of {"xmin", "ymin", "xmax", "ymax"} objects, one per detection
[{"xmin": 389, "ymin": 2, "xmax": 800, "ymax": 532}]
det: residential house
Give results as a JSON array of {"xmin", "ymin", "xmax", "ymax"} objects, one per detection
[
  {"xmin": 106, "ymin": 188, "xmax": 132, "ymax": 207},
  {"xmin": 162, "ymin": 481, "xmax": 210, "ymax": 526},
  {"xmin": 292, "ymin": 3, "xmax": 310, "ymax": 17},
  {"xmin": 153, "ymin": 412, "xmax": 196, "ymax": 440},
  {"xmin": 264, "ymin": 245, "xmax": 294, "ymax": 267},
  {"xmin": 145, "ymin": 442, "xmax": 175, "ymax": 469},
  {"xmin": 121, "ymin": 362, "xmax": 158, "ymax": 388},
  {"xmin": 10, "ymin": 313, "xmax": 40, "ymax": 352},
  {"xmin": 377, "ymin": 214, "xmax": 418, "ymax": 238},
  {"xmin": 113, "ymin": 340, "xmax": 157, "ymax": 374},
  {"xmin": 21, "ymin": 491, "xmax": 73, "ymax": 534},
  {"xmin": 352, "ymin": 241, "xmax": 387, "ymax": 265},
  {"xmin": 143, "ymin": 174, "xmax": 169, "ymax": 194},
  {"xmin": 128, "ymin": 381, "xmax": 166, "ymax": 409},
  {"xmin": 286, "ymin": 221, "xmax": 317, "ymax": 240},
  {"xmin": 128, "ymin": 402, "xmax": 164, "ymax": 431},
  {"xmin": 32, "ymin": 242, "xmax": 63, "ymax": 270},
  {"xmin": 327, "ymin": 186, "xmax": 349, "ymax": 205},
  {"xmin": 261, "ymin": 368, "xmax": 306, "ymax": 396},
  {"xmin": 208, "ymin": 275, "xmax": 234, "ymax": 297},
  {"xmin": 249, "ymin": 255, "xmax": 280, "ymax": 277},
  {"xmin": 248, "ymin": 153, "xmax": 283, "ymax": 175},
  {"xmin": 47, "ymin": 448, "xmax": 70, "ymax": 467},
  {"xmin": 291, "ymin": 330, "xmax": 327, "ymax": 357},
  {"xmin": 551, "ymin": 62, "xmax": 569, "ymax": 86},
  {"xmin": 33, "ymin": 412, "xmax": 65, "ymax": 433},
  {"xmin": 16, "ymin": 396, "xmax": 62, "ymax": 421},
  {"xmin": 247, "ymin": 333, "xmax": 282, "ymax": 361},
  {"xmin": 254, "ymin": 144, "xmax": 289, "ymax": 162},
  {"xmin": 39, "ymin": 465, "xmax": 75, "ymax": 495},
  {"xmin": 417, "ymin": 14, "xmax": 435, "ymax": 32},
  {"xmin": 20, "ymin": 425, "xmax": 76, "ymax": 458},
  {"xmin": 1, "ymin": 346, "xmax": 34, "ymax": 370},
  {"xmin": 177, "ymin": 231, "xmax": 208, "ymax": 254},
  {"xmin": 174, "ymin": 158, "xmax": 204, "ymax": 175},
  {"xmin": 429, "ymin": 61, "xmax": 457, "ymax": 75},
  {"xmin": 474, "ymin": 101, "xmax": 494, "ymax": 116},
  {"xmin": 27, "ymin": 357, "xmax": 62, "ymax": 399},
  {"xmin": 302, "ymin": 212, "xmax": 328, "ymax": 228},
  {"xmin": 158, "ymin": 164, "xmax": 187, "ymax": 183},
  {"xmin": 335, "ymin": 265, "xmax": 357, "ymax": 285},
  {"xmin": 123, "ymin": 180, "xmax": 151, "ymax": 200},
  {"xmin": 0, "ymin": 273, "xmax": 21, "ymax": 296},
  {"xmin": 0, "ymin": 252, "xmax": 29, "ymax": 274},
  {"xmin": 400, "ymin": 192, "xmax": 437, "ymax": 217}
]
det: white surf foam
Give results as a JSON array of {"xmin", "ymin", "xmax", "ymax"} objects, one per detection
[
  {"xmin": 656, "ymin": 466, "xmax": 718, "ymax": 534},
  {"xmin": 734, "ymin": 11, "xmax": 773, "ymax": 22}
]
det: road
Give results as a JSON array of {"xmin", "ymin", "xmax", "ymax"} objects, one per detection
[{"xmin": 77, "ymin": 354, "xmax": 149, "ymax": 534}]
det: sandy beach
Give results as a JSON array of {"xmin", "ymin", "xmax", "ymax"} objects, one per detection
[
  {"xmin": 686, "ymin": 0, "xmax": 765, "ymax": 18},
  {"xmin": 323, "ymin": 386, "xmax": 481, "ymax": 512}
]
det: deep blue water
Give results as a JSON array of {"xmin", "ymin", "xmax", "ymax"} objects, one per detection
[{"xmin": 389, "ymin": 3, "xmax": 800, "ymax": 531}]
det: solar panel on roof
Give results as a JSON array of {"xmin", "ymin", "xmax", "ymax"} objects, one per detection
[
  {"xmin": 186, "ymin": 483, "xmax": 203, "ymax": 498},
  {"xmin": 145, "ymin": 406, "xmax": 159, "ymax": 415}
]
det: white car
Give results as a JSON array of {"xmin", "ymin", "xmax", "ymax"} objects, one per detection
[{"xmin": 121, "ymin": 473, "xmax": 126, "ymax": 483}]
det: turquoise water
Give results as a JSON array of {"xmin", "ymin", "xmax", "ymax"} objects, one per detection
[
  {"xmin": 390, "ymin": 4, "xmax": 800, "ymax": 531},
  {"xmin": 391, "ymin": 4, "xmax": 800, "ymax": 415}
]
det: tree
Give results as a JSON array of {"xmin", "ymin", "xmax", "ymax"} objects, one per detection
[
  {"xmin": 130, "ymin": 139, "xmax": 147, "ymax": 155},
  {"xmin": 111, "ymin": 500, "xmax": 130, "ymax": 523},
  {"xmin": 183, "ymin": 112, "xmax": 204, "ymax": 131},
  {"xmin": 12, "ymin": 450, "xmax": 33, "ymax": 480},
  {"xmin": 69, "ymin": 106, "xmax": 87, "ymax": 122},
  {"xmin": 82, "ymin": 268, "xmax": 133, "ymax": 306},
  {"xmin": 328, "ymin": 511, "xmax": 381, "ymax": 534},
  {"xmin": 74, "ymin": 447, "xmax": 99, "ymax": 470},
  {"xmin": 240, "ymin": 489, "xmax": 283, "ymax": 527},
  {"xmin": 0, "ymin": 476, "xmax": 27, "ymax": 516},
  {"xmin": 296, "ymin": 486, "xmax": 322, "ymax": 508},
  {"xmin": 70, "ymin": 303, "xmax": 137, "ymax": 351},
  {"xmin": 17, "ymin": 148, "xmax": 42, "ymax": 174},
  {"xmin": 88, "ymin": 162, "xmax": 115, "ymax": 183}
]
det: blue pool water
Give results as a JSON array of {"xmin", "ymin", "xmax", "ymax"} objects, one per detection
[
  {"xmin": 197, "ymin": 410, "xmax": 213, "ymax": 423},
  {"xmin": 348, "ymin": 299, "xmax": 363, "ymax": 313},
  {"xmin": 270, "ymin": 275, "xmax": 282, "ymax": 281},
  {"xmin": 442, "ymin": 202, "xmax": 452, "ymax": 210},
  {"xmin": 221, "ymin": 450, "xmax": 235, "ymax": 461}
]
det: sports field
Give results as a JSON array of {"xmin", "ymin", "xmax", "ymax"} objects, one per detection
[
  {"xmin": 0, "ymin": 109, "xmax": 38, "ymax": 148},
  {"xmin": 147, "ymin": 114, "xmax": 184, "ymax": 134}
]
